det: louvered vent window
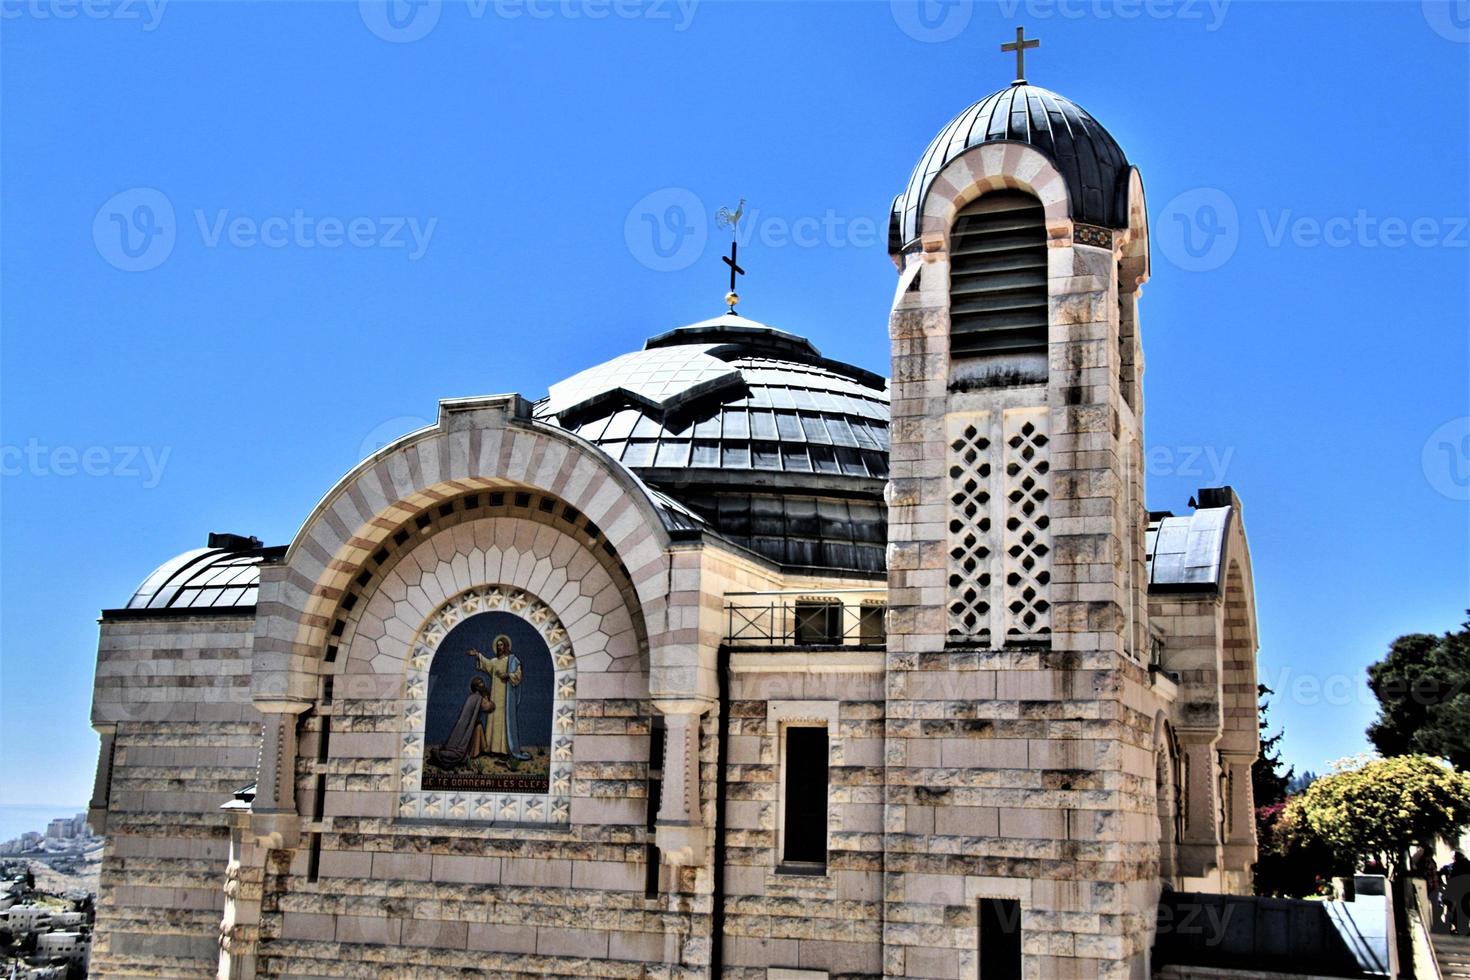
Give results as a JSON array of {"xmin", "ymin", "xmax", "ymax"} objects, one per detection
[{"xmin": 948, "ymin": 191, "xmax": 1048, "ymax": 357}]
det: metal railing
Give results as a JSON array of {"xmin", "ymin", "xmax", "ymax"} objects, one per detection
[{"xmin": 724, "ymin": 588, "xmax": 887, "ymax": 647}]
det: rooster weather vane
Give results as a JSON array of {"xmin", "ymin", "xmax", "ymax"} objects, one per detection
[{"xmin": 716, "ymin": 198, "xmax": 746, "ymax": 313}]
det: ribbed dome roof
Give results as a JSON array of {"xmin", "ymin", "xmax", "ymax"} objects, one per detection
[
  {"xmin": 538, "ymin": 314, "xmax": 890, "ymax": 488},
  {"xmin": 537, "ymin": 314, "xmax": 891, "ymax": 573},
  {"xmin": 890, "ymin": 83, "xmax": 1131, "ymax": 251}
]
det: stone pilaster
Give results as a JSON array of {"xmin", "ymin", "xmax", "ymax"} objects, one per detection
[
  {"xmin": 655, "ymin": 706, "xmax": 707, "ymax": 866},
  {"xmin": 250, "ymin": 706, "xmax": 307, "ymax": 849},
  {"xmin": 1177, "ymin": 733, "xmax": 1223, "ymax": 883}
]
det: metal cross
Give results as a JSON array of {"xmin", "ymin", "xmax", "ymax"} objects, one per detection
[
  {"xmin": 1001, "ymin": 26, "xmax": 1039, "ymax": 83},
  {"xmin": 723, "ymin": 240, "xmax": 744, "ymax": 294}
]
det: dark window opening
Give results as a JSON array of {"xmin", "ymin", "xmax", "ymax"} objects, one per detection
[
  {"xmin": 859, "ymin": 603, "xmax": 886, "ymax": 645},
  {"xmin": 949, "ymin": 191, "xmax": 1048, "ymax": 358},
  {"xmin": 645, "ymin": 718, "xmax": 665, "ymax": 898},
  {"xmin": 311, "ymin": 773, "xmax": 326, "ymax": 822},
  {"xmin": 794, "ymin": 600, "xmax": 842, "ymax": 646},
  {"xmin": 306, "ymin": 832, "xmax": 322, "ymax": 882},
  {"xmin": 782, "ymin": 726, "xmax": 828, "ymax": 868},
  {"xmin": 979, "ymin": 897, "xmax": 1023, "ymax": 979}
]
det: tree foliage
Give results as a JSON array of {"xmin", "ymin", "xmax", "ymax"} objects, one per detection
[
  {"xmin": 1290, "ymin": 754, "xmax": 1470, "ymax": 875},
  {"xmin": 1255, "ymin": 796, "xmax": 1345, "ymax": 897},
  {"xmin": 1367, "ymin": 617, "xmax": 1470, "ymax": 769},
  {"xmin": 1253, "ymin": 684, "xmax": 1294, "ymax": 809}
]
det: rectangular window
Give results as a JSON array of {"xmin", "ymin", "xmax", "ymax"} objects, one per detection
[
  {"xmin": 978, "ymin": 898, "xmax": 1022, "ymax": 979},
  {"xmin": 859, "ymin": 602, "xmax": 886, "ymax": 645},
  {"xmin": 793, "ymin": 599, "xmax": 841, "ymax": 645},
  {"xmin": 781, "ymin": 726, "xmax": 828, "ymax": 869}
]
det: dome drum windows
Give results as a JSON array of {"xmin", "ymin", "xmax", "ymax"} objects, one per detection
[{"xmin": 948, "ymin": 191, "xmax": 1050, "ymax": 361}]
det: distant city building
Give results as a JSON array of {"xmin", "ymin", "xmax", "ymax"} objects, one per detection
[{"xmin": 1, "ymin": 903, "xmax": 52, "ymax": 930}]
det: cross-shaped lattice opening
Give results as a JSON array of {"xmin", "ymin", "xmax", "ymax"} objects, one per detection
[
  {"xmin": 1003, "ymin": 417, "xmax": 1052, "ymax": 638},
  {"xmin": 948, "ymin": 423, "xmax": 994, "ymax": 639}
]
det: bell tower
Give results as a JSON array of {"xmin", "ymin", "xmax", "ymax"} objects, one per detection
[{"xmin": 883, "ymin": 40, "xmax": 1161, "ymax": 978}]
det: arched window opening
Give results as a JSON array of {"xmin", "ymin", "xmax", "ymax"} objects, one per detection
[{"xmin": 948, "ymin": 191, "xmax": 1048, "ymax": 359}]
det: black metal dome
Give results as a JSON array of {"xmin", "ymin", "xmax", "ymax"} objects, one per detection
[
  {"xmin": 536, "ymin": 314, "xmax": 890, "ymax": 574},
  {"xmin": 890, "ymin": 83, "xmax": 1132, "ymax": 251}
]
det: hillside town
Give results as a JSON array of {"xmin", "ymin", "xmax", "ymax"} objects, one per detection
[{"xmin": 0, "ymin": 813, "xmax": 99, "ymax": 979}]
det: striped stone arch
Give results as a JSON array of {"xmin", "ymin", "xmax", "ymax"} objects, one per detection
[
  {"xmin": 918, "ymin": 141, "xmax": 1072, "ymax": 250},
  {"xmin": 251, "ymin": 394, "xmax": 673, "ymax": 707},
  {"xmin": 1120, "ymin": 167, "xmax": 1151, "ymax": 289},
  {"xmin": 1219, "ymin": 549, "xmax": 1260, "ymax": 757}
]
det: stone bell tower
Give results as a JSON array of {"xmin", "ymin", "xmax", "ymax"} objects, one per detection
[{"xmin": 882, "ymin": 39, "xmax": 1162, "ymax": 979}]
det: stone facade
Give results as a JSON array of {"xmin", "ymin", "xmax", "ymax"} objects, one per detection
[{"xmin": 86, "ymin": 79, "xmax": 1262, "ymax": 980}]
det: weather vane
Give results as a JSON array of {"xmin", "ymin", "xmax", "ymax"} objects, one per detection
[
  {"xmin": 1001, "ymin": 26, "xmax": 1039, "ymax": 84},
  {"xmin": 716, "ymin": 197, "xmax": 745, "ymax": 313}
]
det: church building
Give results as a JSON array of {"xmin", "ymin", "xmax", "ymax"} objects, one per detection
[{"xmin": 85, "ymin": 47, "xmax": 1261, "ymax": 979}]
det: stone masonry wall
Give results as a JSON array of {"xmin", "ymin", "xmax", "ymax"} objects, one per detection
[{"xmin": 89, "ymin": 615, "xmax": 260, "ymax": 978}]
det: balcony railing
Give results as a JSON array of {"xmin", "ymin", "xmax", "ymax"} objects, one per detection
[{"xmin": 724, "ymin": 588, "xmax": 887, "ymax": 647}]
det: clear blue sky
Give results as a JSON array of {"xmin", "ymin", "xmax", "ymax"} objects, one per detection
[{"xmin": 2, "ymin": 1, "xmax": 1466, "ymax": 806}]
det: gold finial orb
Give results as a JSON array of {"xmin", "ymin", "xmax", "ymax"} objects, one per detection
[{"xmin": 725, "ymin": 291, "xmax": 740, "ymax": 309}]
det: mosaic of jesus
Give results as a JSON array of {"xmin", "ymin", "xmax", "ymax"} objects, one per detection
[{"xmin": 421, "ymin": 610, "xmax": 553, "ymax": 793}]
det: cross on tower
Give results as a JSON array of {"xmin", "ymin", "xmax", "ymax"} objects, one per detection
[
  {"xmin": 722, "ymin": 239, "xmax": 744, "ymax": 313},
  {"xmin": 1001, "ymin": 26, "xmax": 1039, "ymax": 84}
]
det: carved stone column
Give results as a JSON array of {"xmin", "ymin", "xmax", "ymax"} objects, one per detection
[
  {"xmin": 1176, "ymin": 732, "xmax": 1223, "ymax": 882},
  {"xmin": 250, "ymin": 705, "xmax": 308, "ymax": 849},
  {"xmin": 654, "ymin": 705, "xmax": 707, "ymax": 866},
  {"xmin": 1220, "ymin": 751, "xmax": 1257, "ymax": 890},
  {"xmin": 217, "ymin": 822, "xmax": 265, "ymax": 980}
]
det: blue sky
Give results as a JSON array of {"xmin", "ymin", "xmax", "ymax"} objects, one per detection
[{"xmin": 1, "ymin": 1, "xmax": 1466, "ymax": 807}]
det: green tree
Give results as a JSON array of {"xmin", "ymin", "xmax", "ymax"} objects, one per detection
[
  {"xmin": 1253, "ymin": 684, "xmax": 1294, "ymax": 809},
  {"xmin": 1292, "ymin": 754, "xmax": 1470, "ymax": 875},
  {"xmin": 1367, "ymin": 617, "xmax": 1470, "ymax": 769}
]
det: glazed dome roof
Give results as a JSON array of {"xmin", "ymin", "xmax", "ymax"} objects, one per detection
[
  {"xmin": 536, "ymin": 313, "xmax": 890, "ymax": 493},
  {"xmin": 890, "ymin": 83, "xmax": 1132, "ymax": 251}
]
